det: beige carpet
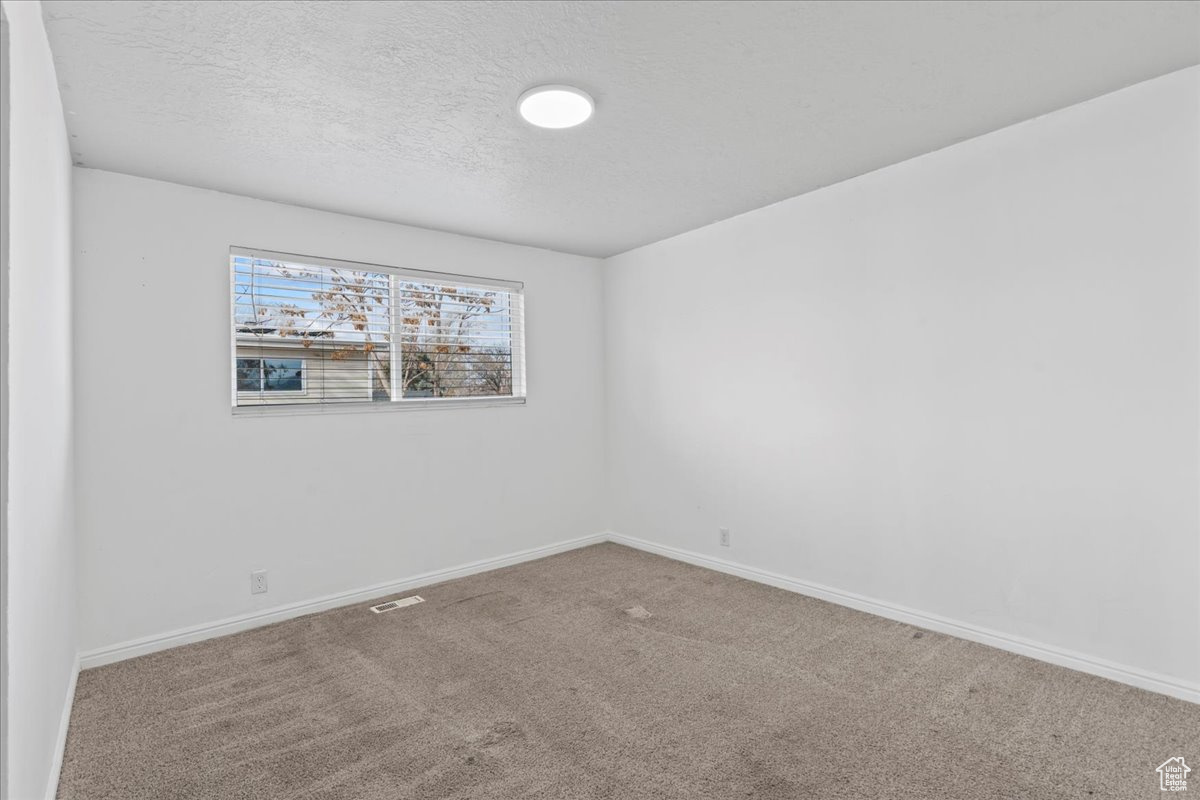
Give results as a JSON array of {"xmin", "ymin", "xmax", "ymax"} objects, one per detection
[{"xmin": 58, "ymin": 543, "xmax": 1197, "ymax": 799}]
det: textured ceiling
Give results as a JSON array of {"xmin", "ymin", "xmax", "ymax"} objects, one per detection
[{"xmin": 41, "ymin": 0, "xmax": 1200, "ymax": 257}]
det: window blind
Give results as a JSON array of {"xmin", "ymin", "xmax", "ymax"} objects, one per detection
[{"xmin": 231, "ymin": 247, "xmax": 525, "ymax": 410}]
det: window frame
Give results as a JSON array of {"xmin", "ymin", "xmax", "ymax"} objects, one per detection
[{"xmin": 230, "ymin": 246, "xmax": 526, "ymax": 416}]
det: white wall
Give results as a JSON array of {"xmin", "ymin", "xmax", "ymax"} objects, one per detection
[
  {"xmin": 73, "ymin": 169, "xmax": 606, "ymax": 655},
  {"xmin": 0, "ymin": 2, "xmax": 77, "ymax": 798},
  {"xmin": 1, "ymin": 9, "xmax": 10, "ymax": 795},
  {"xmin": 604, "ymin": 67, "xmax": 1200, "ymax": 691}
]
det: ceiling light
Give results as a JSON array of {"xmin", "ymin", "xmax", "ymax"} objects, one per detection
[{"xmin": 518, "ymin": 85, "xmax": 594, "ymax": 129}]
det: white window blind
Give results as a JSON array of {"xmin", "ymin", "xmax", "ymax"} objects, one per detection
[{"xmin": 231, "ymin": 247, "xmax": 525, "ymax": 411}]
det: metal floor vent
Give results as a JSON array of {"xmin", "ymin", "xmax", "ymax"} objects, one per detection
[{"xmin": 370, "ymin": 595, "xmax": 424, "ymax": 613}]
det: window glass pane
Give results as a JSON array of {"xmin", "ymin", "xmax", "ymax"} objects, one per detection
[
  {"xmin": 234, "ymin": 256, "xmax": 391, "ymax": 405},
  {"xmin": 235, "ymin": 358, "xmax": 261, "ymax": 392},
  {"xmin": 397, "ymin": 283, "xmax": 515, "ymax": 399},
  {"xmin": 262, "ymin": 359, "xmax": 303, "ymax": 391}
]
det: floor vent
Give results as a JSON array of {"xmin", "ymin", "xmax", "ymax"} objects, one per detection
[{"xmin": 370, "ymin": 595, "xmax": 424, "ymax": 614}]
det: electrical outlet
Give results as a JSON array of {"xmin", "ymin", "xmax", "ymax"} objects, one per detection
[
  {"xmin": 251, "ymin": 570, "xmax": 268, "ymax": 594},
  {"xmin": 719, "ymin": 527, "xmax": 730, "ymax": 547}
]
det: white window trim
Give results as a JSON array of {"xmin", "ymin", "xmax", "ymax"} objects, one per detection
[
  {"xmin": 232, "ymin": 394, "xmax": 526, "ymax": 417},
  {"xmin": 229, "ymin": 246, "xmax": 527, "ymax": 415}
]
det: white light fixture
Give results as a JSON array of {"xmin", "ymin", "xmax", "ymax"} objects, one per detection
[{"xmin": 518, "ymin": 85, "xmax": 594, "ymax": 129}]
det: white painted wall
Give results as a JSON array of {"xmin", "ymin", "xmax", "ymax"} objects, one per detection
[
  {"xmin": 1, "ymin": 10, "xmax": 10, "ymax": 795},
  {"xmin": 0, "ymin": 2, "xmax": 78, "ymax": 798},
  {"xmin": 604, "ymin": 67, "xmax": 1200, "ymax": 689},
  {"xmin": 72, "ymin": 169, "xmax": 606, "ymax": 655}
]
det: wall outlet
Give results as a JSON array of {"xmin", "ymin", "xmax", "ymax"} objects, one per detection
[
  {"xmin": 251, "ymin": 570, "xmax": 268, "ymax": 594},
  {"xmin": 719, "ymin": 527, "xmax": 731, "ymax": 547}
]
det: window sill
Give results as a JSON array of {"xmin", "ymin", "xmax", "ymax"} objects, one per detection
[
  {"xmin": 236, "ymin": 391, "xmax": 308, "ymax": 399},
  {"xmin": 232, "ymin": 395, "xmax": 526, "ymax": 418}
]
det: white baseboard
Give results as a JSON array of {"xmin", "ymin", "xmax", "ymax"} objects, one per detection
[
  {"xmin": 606, "ymin": 532, "xmax": 1200, "ymax": 705},
  {"xmin": 46, "ymin": 655, "xmax": 80, "ymax": 800},
  {"xmin": 76, "ymin": 529, "xmax": 1198, "ymax": 706},
  {"xmin": 79, "ymin": 533, "xmax": 607, "ymax": 670}
]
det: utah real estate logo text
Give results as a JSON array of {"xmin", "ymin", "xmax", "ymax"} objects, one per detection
[{"xmin": 1158, "ymin": 757, "xmax": 1191, "ymax": 792}]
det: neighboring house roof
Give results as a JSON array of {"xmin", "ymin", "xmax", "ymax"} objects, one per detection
[{"xmin": 236, "ymin": 332, "xmax": 376, "ymax": 353}]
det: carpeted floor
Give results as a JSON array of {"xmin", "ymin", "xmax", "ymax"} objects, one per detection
[{"xmin": 58, "ymin": 543, "xmax": 1197, "ymax": 799}]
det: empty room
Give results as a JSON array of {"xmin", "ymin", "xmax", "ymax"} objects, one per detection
[{"xmin": 2, "ymin": 0, "xmax": 1198, "ymax": 798}]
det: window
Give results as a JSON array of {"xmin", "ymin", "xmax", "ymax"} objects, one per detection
[
  {"xmin": 231, "ymin": 247, "xmax": 525, "ymax": 411},
  {"xmin": 236, "ymin": 358, "xmax": 305, "ymax": 393}
]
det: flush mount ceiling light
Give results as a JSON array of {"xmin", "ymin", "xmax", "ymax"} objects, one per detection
[{"xmin": 518, "ymin": 85, "xmax": 594, "ymax": 129}]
